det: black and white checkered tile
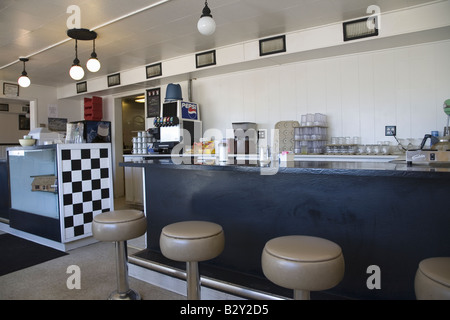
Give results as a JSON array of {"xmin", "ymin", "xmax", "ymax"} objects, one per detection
[{"xmin": 60, "ymin": 147, "xmax": 112, "ymax": 242}]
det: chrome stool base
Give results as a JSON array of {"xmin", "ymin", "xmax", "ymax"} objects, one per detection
[{"xmin": 108, "ymin": 289, "xmax": 141, "ymax": 301}]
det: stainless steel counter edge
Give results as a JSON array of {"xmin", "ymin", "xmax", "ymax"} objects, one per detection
[{"xmin": 120, "ymin": 155, "xmax": 450, "ymax": 178}]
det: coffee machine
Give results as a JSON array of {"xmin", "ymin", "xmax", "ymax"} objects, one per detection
[
  {"xmin": 232, "ymin": 122, "xmax": 258, "ymax": 154},
  {"xmin": 406, "ymin": 99, "xmax": 450, "ymax": 166},
  {"xmin": 153, "ymin": 101, "xmax": 202, "ymax": 154}
]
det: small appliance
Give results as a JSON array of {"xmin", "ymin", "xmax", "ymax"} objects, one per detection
[
  {"xmin": 28, "ymin": 127, "xmax": 61, "ymax": 145},
  {"xmin": 70, "ymin": 120, "xmax": 111, "ymax": 143},
  {"xmin": 232, "ymin": 122, "xmax": 258, "ymax": 154},
  {"xmin": 406, "ymin": 100, "xmax": 450, "ymax": 166},
  {"xmin": 153, "ymin": 101, "xmax": 202, "ymax": 153}
]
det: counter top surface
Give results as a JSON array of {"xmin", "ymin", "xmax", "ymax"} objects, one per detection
[
  {"xmin": 120, "ymin": 155, "xmax": 450, "ymax": 178},
  {"xmin": 7, "ymin": 144, "xmax": 57, "ymax": 151}
]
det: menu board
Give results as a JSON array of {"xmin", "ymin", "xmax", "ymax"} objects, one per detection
[{"xmin": 146, "ymin": 88, "xmax": 161, "ymax": 118}]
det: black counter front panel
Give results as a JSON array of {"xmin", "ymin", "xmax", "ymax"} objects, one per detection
[
  {"xmin": 9, "ymin": 209, "xmax": 61, "ymax": 242},
  {"xmin": 141, "ymin": 163, "xmax": 450, "ymax": 300}
]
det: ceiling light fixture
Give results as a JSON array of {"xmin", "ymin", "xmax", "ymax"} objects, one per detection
[
  {"xmin": 17, "ymin": 58, "xmax": 31, "ymax": 88},
  {"xmin": 197, "ymin": 1, "xmax": 216, "ymax": 36},
  {"xmin": 69, "ymin": 39, "xmax": 85, "ymax": 80},
  {"xmin": 67, "ymin": 28, "xmax": 98, "ymax": 80},
  {"xmin": 86, "ymin": 39, "xmax": 101, "ymax": 72}
]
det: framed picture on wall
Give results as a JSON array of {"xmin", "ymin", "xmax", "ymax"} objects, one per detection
[
  {"xmin": 107, "ymin": 73, "xmax": 121, "ymax": 87},
  {"xmin": 3, "ymin": 82, "xmax": 19, "ymax": 96},
  {"xmin": 76, "ymin": 81, "xmax": 87, "ymax": 94},
  {"xmin": 146, "ymin": 63, "xmax": 162, "ymax": 79},
  {"xmin": 196, "ymin": 50, "xmax": 216, "ymax": 68},
  {"xmin": 146, "ymin": 88, "xmax": 161, "ymax": 118},
  {"xmin": 48, "ymin": 118, "xmax": 68, "ymax": 132}
]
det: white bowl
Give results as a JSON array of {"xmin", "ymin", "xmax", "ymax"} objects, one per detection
[{"xmin": 19, "ymin": 139, "xmax": 36, "ymax": 147}]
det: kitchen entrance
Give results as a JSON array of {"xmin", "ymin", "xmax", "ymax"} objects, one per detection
[
  {"xmin": 119, "ymin": 94, "xmax": 146, "ymax": 210},
  {"xmin": 121, "ymin": 94, "xmax": 146, "ymax": 154}
]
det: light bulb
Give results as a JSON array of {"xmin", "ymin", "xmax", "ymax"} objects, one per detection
[
  {"xmin": 86, "ymin": 57, "xmax": 101, "ymax": 72},
  {"xmin": 18, "ymin": 75, "xmax": 31, "ymax": 88},
  {"xmin": 70, "ymin": 64, "xmax": 85, "ymax": 80},
  {"xmin": 197, "ymin": 16, "xmax": 216, "ymax": 36},
  {"xmin": 18, "ymin": 58, "xmax": 31, "ymax": 87}
]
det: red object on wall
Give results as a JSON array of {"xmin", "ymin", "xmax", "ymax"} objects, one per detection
[{"xmin": 84, "ymin": 96, "xmax": 103, "ymax": 121}]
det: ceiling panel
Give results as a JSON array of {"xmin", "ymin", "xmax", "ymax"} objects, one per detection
[{"xmin": 0, "ymin": 0, "xmax": 439, "ymax": 88}]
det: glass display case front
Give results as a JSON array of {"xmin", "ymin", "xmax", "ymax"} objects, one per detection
[{"xmin": 8, "ymin": 147, "xmax": 59, "ymax": 219}]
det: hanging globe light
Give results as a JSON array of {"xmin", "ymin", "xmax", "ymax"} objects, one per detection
[
  {"xmin": 17, "ymin": 58, "xmax": 31, "ymax": 88},
  {"xmin": 86, "ymin": 39, "xmax": 101, "ymax": 72},
  {"xmin": 197, "ymin": 1, "xmax": 216, "ymax": 36},
  {"xmin": 69, "ymin": 39, "xmax": 85, "ymax": 80}
]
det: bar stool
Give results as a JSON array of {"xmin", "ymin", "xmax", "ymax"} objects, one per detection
[
  {"xmin": 261, "ymin": 235, "xmax": 345, "ymax": 300},
  {"xmin": 415, "ymin": 257, "xmax": 450, "ymax": 300},
  {"xmin": 92, "ymin": 209, "xmax": 147, "ymax": 300},
  {"xmin": 159, "ymin": 221, "xmax": 225, "ymax": 300}
]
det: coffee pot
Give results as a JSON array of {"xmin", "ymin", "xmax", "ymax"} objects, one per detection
[{"xmin": 420, "ymin": 134, "xmax": 450, "ymax": 151}]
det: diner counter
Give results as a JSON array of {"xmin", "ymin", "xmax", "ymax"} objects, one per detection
[
  {"xmin": 121, "ymin": 154, "xmax": 450, "ymax": 177},
  {"xmin": 121, "ymin": 156, "xmax": 450, "ymax": 300}
]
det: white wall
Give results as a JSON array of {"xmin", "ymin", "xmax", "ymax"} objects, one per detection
[
  {"xmin": 94, "ymin": 39, "xmax": 450, "ymax": 199},
  {"xmin": 0, "ymin": 102, "xmax": 30, "ymax": 143},
  {"xmin": 192, "ymin": 40, "xmax": 450, "ymax": 145},
  {"xmin": 0, "ymin": 82, "xmax": 82, "ymax": 130}
]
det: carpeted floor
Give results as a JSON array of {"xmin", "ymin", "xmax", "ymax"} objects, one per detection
[
  {"xmin": 0, "ymin": 198, "xmax": 183, "ymax": 300},
  {"xmin": 0, "ymin": 233, "xmax": 67, "ymax": 276},
  {"xmin": 0, "ymin": 237, "xmax": 184, "ymax": 300}
]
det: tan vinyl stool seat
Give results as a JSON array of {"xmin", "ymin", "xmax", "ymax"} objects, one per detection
[
  {"xmin": 92, "ymin": 210, "xmax": 146, "ymax": 300},
  {"xmin": 262, "ymin": 235, "xmax": 345, "ymax": 300},
  {"xmin": 160, "ymin": 221, "xmax": 225, "ymax": 300},
  {"xmin": 415, "ymin": 257, "xmax": 450, "ymax": 300}
]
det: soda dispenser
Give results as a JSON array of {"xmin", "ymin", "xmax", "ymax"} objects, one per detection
[{"xmin": 153, "ymin": 101, "xmax": 202, "ymax": 154}]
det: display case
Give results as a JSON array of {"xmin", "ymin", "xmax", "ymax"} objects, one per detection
[{"xmin": 7, "ymin": 144, "xmax": 114, "ymax": 251}]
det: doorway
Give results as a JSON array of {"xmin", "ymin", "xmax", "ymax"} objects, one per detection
[{"xmin": 121, "ymin": 94, "xmax": 146, "ymax": 154}]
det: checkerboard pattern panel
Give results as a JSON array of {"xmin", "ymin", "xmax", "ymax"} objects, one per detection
[{"xmin": 61, "ymin": 147, "xmax": 111, "ymax": 242}]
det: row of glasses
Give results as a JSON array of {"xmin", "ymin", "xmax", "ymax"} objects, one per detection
[
  {"xmin": 326, "ymin": 141, "xmax": 392, "ymax": 155},
  {"xmin": 300, "ymin": 113, "xmax": 327, "ymax": 127},
  {"xmin": 330, "ymin": 137, "xmax": 361, "ymax": 146},
  {"xmin": 294, "ymin": 127, "xmax": 328, "ymax": 141},
  {"xmin": 295, "ymin": 140, "xmax": 327, "ymax": 154}
]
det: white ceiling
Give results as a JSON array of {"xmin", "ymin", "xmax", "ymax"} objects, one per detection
[{"xmin": 0, "ymin": 0, "xmax": 438, "ymax": 88}]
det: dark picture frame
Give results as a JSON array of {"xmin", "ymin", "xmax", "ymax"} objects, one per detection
[
  {"xmin": 18, "ymin": 114, "xmax": 30, "ymax": 130},
  {"xmin": 259, "ymin": 35, "xmax": 286, "ymax": 56},
  {"xmin": 3, "ymin": 82, "xmax": 19, "ymax": 96},
  {"xmin": 343, "ymin": 17, "xmax": 379, "ymax": 42},
  {"xmin": 0, "ymin": 103, "xmax": 9, "ymax": 112},
  {"xmin": 146, "ymin": 63, "xmax": 162, "ymax": 79},
  {"xmin": 146, "ymin": 88, "xmax": 161, "ymax": 118},
  {"xmin": 76, "ymin": 81, "xmax": 87, "ymax": 94},
  {"xmin": 196, "ymin": 50, "xmax": 216, "ymax": 68},
  {"xmin": 48, "ymin": 118, "xmax": 68, "ymax": 132},
  {"xmin": 107, "ymin": 73, "xmax": 121, "ymax": 87}
]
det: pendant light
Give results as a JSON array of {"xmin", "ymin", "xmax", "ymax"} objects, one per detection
[
  {"xmin": 17, "ymin": 58, "xmax": 31, "ymax": 88},
  {"xmin": 197, "ymin": 1, "xmax": 216, "ymax": 36},
  {"xmin": 69, "ymin": 39, "xmax": 85, "ymax": 80},
  {"xmin": 67, "ymin": 28, "xmax": 98, "ymax": 80},
  {"xmin": 86, "ymin": 39, "xmax": 101, "ymax": 73}
]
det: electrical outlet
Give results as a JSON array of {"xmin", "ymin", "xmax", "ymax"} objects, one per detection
[
  {"xmin": 258, "ymin": 130, "xmax": 266, "ymax": 140},
  {"xmin": 385, "ymin": 126, "xmax": 397, "ymax": 136}
]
